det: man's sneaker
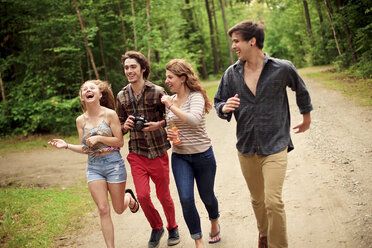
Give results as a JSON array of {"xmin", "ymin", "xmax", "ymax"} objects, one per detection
[
  {"xmin": 167, "ymin": 227, "xmax": 180, "ymax": 246},
  {"xmin": 148, "ymin": 227, "xmax": 164, "ymax": 248}
]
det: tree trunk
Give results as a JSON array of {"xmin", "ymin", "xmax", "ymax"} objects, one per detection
[
  {"xmin": 184, "ymin": 0, "xmax": 208, "ymax": 79},
  {"xmin": 302, "ymin": 0, "xmax": 312, "ymax": 38},
  {"xmin": 211, "ymin": 0, "xmax": 222, "ymax": 70},
  {"xmin": 87, "ymin": 51, "xmax": 92, "ymax": 80},
  {"xmin": 73, "ymin": 0, "xmax": 100, "ymax": 79},
  {"xmin": 316, "ymin": 0, "xmax": 330, "ymax": 62},
  {"xmin": 146, "ymin": 0, "xmax": 151, "ymax": 64},
  {"xmin": 95, "ymin": 16, "xmax": 108, "ymax": 80},
  {"xmin": 69, "ymin": 0, "xmax": 84, "ymax": 84},
  {"xmin": 205, "ymin": 0, "xmax": 219, "ymax": 74},
  {"xmin": 116, "ymin": 0, "xmax": 128, "ymax": 52},
  {"xmin": 324, "ymin": 0, "xmax": 342, "ymax": 56},
  {"xmin": 219, "ymin": 0, "xmax": 234, "ymax": 65},
  {"xmin": 336, "ymin": 0, "xmax": 358, "ymax": 62},
  {"xmin": 131, "ymin": 0, "xmax": 138, "ymax": 50},
  {"xmin": 0, "ymin": 72, "xmax": 6, "ymax": 104}
]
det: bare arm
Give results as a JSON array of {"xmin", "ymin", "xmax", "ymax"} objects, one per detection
[
  {"xmin": 161, "ymin": 95, "xmax": 187, "ymax": 122},
  {"xmin": 48, "ymin": 115, "xmax": 85, "ymax": 153}
]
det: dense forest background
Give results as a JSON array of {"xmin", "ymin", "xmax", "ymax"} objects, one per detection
[{"xmin": 0, "ymin": 0, "xmax": 371, "ymax": 136}]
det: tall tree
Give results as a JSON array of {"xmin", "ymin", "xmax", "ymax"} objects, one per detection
[
  {"xmin": 131, "ymin": 0, "xmax": 138, "ymax": 50},
  {"xmin": 73, "ymin": 0, "xmax": 100, "ymax": 79},
  {"xmin": 324, "ymin": 0, "xmax": 342, "ymax": 56},
  {"xmin": 205, "ymin": 0, "xmax": 219, "ymax": 74},
  {"xmin": 211, "ymin": 0, "xmax": 222, "ymax": 70},
  {"xmin": 146, "ymin": 0, "xmax": 151, "ymax": 64},
  {"xmin": 302, "ymin": 0, "xmax": 312, "ymax": 38},
  {"xmin": 182, "ymin": 0, "xmax": 208, "ymax": 79},
  {"xmin": 219, "ymin": 0, "xmax": 234, "ymax": 65},
  {"xmin": 116, "ymin": 0, "xmax": 128, "ymax": 52},
  {"xmin": 0, "ymin": 72, "xmax": 6, "ymax": 104},
  {"xmin": 95, "ymin": 15, "xmax": 108, "ymax": 80},
  {"xmin": 335, "ymin": 0, "xmax": 358, "ymax": 62}
]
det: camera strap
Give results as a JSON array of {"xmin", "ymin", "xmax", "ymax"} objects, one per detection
[{"xmin": 127, "ymin": 86, "xmax": 137, "ymax": 115}]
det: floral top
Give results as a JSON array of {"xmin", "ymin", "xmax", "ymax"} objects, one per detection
[{"xmin": 82, "ymin": 120, "xmax": 119, "ymax": 156}]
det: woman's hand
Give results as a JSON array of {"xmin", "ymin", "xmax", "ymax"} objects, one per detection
[
  {"xmin": 161, "ymin": 95, "xmax": 172, "ymax": 108},
  {"xmin": 48, "ymin": 139, "xmax": 68, "ymax": 149},
  {"xmin": 86, "ymin": 136, "xmax": 101, "ymax": 146},
  {"xmin": 166, "ymin": 128, "xmax": 177, "ymax": 141}
]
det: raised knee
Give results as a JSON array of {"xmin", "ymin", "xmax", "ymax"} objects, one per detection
[{"xmin": 113, "ymin": 206, "xmax": 125, "ymax": 215}]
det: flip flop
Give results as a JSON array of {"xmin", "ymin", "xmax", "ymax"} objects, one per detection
[
  {"xmin": 125, "ymin": 189, "xmax": 139, "ymax": 213},
  {"xmin": 208, "ymin": 224, "xmax": 221, "ymax": 244}
]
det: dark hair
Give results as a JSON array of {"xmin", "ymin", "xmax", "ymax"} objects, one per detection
[
  {"xmin": 121, "ymin": 51, "xmax": 150, "ymax": 80},
  {"xmin": 228, "ymin": 20, "xmax": 265, "ymax": 49},
  {"xmin": 79, "ymin": 80, "xmax": 115, "ymax": 111},
  {"xmin": 166, "ymin": 59, "xmax": 212, "ymax": 114}
]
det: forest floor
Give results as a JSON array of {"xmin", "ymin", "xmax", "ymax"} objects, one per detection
[{"xmin": 1, "ymin": 66, "xmax": 371, "ymax": 247}]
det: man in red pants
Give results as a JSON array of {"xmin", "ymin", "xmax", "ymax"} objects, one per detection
[{"xmin": 117, "ymin": 51, "xmax": 180, "ymax": 248}]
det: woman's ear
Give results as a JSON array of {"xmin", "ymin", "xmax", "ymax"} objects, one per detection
[{"xmin": 181, "ymin": 75, "xmax": 187, "ymax": 84}]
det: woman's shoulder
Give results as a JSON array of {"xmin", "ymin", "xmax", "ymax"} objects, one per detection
[
  {"xmin": 189, "ymin": 91, "xmax": 204, "ymax": 101},
  {"xmin": 102, "ymin": 107, "xmax": 118, "ymax": 119},
  {"xmin": 76, "ymin": 114, "xmax": 85, "ymax": 127}
]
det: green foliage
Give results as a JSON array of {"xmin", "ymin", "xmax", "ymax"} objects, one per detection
[
  {"xmin": 0, "ymin": 0, "xmax": 370, "ymax": 137},
  {"xmin": 0, "ymin": 185, "xmax": 93, "ymax": 248}
]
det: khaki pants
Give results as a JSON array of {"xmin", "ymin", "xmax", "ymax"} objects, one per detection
[{"xmin": 238, "ymin": 148, "xmax": 288, "ymax": 248}]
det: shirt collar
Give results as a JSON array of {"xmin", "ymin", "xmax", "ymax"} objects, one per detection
[{"xmin": 233, "ymin": 53, "xmax": 272, "ymax": 72}]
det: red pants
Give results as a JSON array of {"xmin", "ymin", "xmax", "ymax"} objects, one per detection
[{"xmin": 127, "ymin": 152, "xmax": 178, "ymax": 231}]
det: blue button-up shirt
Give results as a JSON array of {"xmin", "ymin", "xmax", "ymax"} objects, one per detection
[{"xmin": 214, "ymin": 54, "xmax": 313, "ymax": 155}]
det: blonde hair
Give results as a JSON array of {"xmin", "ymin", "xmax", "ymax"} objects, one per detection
[
  {"xmin": 166, "ymin": 59, "xmax": 212, "ymax": 114},
  {"xmin": 79, "ymin": 80, "xmax": 115, "ymax": 112}
]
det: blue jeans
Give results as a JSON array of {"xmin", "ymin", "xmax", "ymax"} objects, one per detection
[{"xmin": 171, "ymin": 146, "xmax": 219, "ymax": 240}]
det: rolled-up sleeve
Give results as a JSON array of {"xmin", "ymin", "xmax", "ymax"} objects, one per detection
[
  {"xmin": 286, "ymin": 62, "xmax": 313, "ymax": 114},
  {"xmin": 214, "ymin": 71, "xmax": 233, "ymax": 121}
]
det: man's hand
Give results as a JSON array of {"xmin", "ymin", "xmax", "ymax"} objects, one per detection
[
  {"xmin": 123, "ymin": 115, "xmax": 135, "ymax": 132},
  {"xmin": 142, "ymin": 121, "xmax": 162, "ymax": 132},
  {"xmin": 293, "ymin": 112, "xmax": 311, "ymax": 133},
  {"xmin": 222, "ymin": 94, "xmax": 240, "ymax": 114}
]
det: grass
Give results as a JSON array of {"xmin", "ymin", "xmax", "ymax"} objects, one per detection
[
  {"xmin": 0, "ymin": 134, "xmax": 80, "ymax": 156},
  {"xmin": 299, "ymin": 67, "xmax": 372, "ymax": 106},
  {"xmin": 204, "ymin": 83, "xmax": 219, "ymax": 101},
  {"xmin": 0, "ymin": 184, "xmax": 94, "ymax": 248}
]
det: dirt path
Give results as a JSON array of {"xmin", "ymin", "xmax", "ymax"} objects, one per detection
[{"xmin": 1, "ymin": 70, "xmax": 371, "ymax": 248}]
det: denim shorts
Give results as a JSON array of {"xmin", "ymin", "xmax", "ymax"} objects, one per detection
[{"xmin": 86, "ymin": 151, "xmax": 127, "ymax": 183}]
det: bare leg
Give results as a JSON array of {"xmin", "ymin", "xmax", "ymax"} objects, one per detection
[
  {"xmin": 195, "ymin": 238, "xmax": 205, "ymax": 248},
  {"xmin": 89, "ymin": 179, "xmax": 114, "ymax": 248},
  {"xmin": 108, "ymin": 182, "xmax": 129, "ymax": 214}
]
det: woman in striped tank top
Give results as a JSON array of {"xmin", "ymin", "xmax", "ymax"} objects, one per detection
[{"xmin": 161, "ymin": 59, "xmax": 221, "ymax": 247}]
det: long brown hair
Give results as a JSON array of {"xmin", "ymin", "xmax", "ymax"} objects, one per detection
[
  {"xmin": 166, "ymin": 59, "xmax": 212, "ymax": 114},
  {"xmin": 79, "ymin": 80, "xmax": 115, "ymax": 112}
]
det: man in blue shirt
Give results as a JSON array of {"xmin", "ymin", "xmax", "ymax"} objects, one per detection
[{"xmin": 214, "ymin": 20, "xmax": 313, "ymax": 248}]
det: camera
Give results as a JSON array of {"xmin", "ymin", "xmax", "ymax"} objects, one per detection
[{"xmin": 133, "ymin": 116, "xmax": 148, "ymax": 131}]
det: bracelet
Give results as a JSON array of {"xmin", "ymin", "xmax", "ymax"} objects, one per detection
[
  {"xmin": 65, "ymin": 144, "xmax": 68, "ymax": 149},
  {"xmin": 167, "ymin": 104, "xmax": 173, "ymax": 110}
]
